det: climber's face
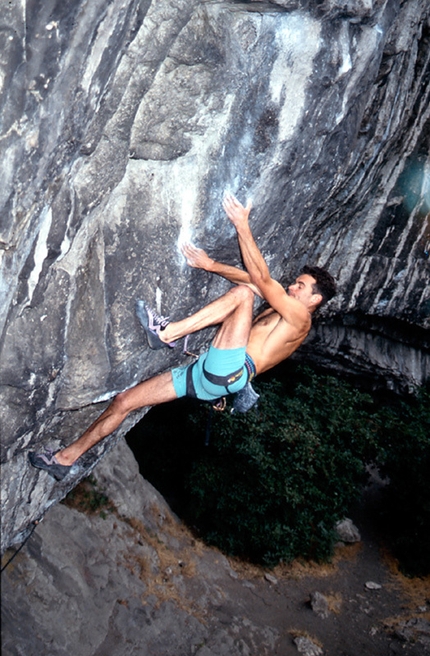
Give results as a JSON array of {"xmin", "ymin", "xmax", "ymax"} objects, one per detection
[{"xmin": 288, "ymin": 274, "xmax": 322, "ymax": 310}]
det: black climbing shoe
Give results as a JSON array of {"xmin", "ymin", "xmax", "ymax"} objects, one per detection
[
  {"xmin": 135, "ymin": 300, "xmax": 176, "ymax": 350},
  {"xmin": 28, "ymin": 450, "xmax": 71, "ymax": 481}
]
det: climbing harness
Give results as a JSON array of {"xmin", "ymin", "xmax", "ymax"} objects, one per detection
[
  {"xmin": 162, "ymin": 328, "xmax": 260, "ymax": 442},
  {"xmin": 202, "ymin": 363, "xmax": 244, "ymax": 394}
]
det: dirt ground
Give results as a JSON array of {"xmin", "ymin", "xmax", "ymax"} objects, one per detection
[
  {"xmin": 126, "ymin": 407, "xmax": 430, "ymax": 656},
  {"xmin": 215, "ymin": 488, "xmax": 430, "ymax": 656}
]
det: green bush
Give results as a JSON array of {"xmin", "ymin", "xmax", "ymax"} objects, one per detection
[
  {"xmin": 129, "ymin": 368, "xmax": 429, "ymax": 574},
  {"xmin": 186, "ymin": 371, "xmax": 378, "ymax": 566}
]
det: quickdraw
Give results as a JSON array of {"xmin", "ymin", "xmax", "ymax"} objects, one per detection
[{"xmin": 212, "ymin": 397, "xmax": 227, "ymax": 412}]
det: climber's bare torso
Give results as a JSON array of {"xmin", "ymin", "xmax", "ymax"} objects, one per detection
[
  {"xmin": 247, "ymin": 305, "xmax": 311, "ymax": 375},
  {"xmin": 181, "ymin": 239, "xmax": 318, "ymax": 376}
]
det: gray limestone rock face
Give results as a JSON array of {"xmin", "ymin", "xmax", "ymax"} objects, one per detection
[
  {"xmin": 0, "ymin": 0, "xmax": 429, "ymax": 551},
  {"xmin": 1, "ymin": 440, "xmax": 280, "ymax": 656}
]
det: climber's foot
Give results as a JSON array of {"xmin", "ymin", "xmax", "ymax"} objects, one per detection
[
  {"xmin": 135, "ymin": 300, "xmax": 176, "ymax": 350},
  {"xmin": 28, "ymin": 450, "xmax": 71, "ymax": 481}
]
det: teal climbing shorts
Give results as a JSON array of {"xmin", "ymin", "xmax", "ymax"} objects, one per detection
[{"xmin": 171, "ymin": 345, "xmax": 256, "ymax": 402}]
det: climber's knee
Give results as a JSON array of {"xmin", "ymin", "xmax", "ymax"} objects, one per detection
[
  {"xmin": 228, "ymin": 284, "xmax": 254, "ymax": 307},
  {"xmin": 110, "ymin": 390, "xmax": 134, "ymax": 419}
]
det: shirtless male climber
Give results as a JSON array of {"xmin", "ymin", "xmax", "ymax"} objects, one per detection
[{"xmin": 29, "ymin": 194, "xmax": 336, "ymax": 480}]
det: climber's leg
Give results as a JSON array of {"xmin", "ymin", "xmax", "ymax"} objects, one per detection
[
  {"xmin": 29, "ymin": 286, "xmax": 255, "ymax": 479},
  {"xmin": 137, "ymin": 285, "xmax": 255, "ymax": 349},
  {"xmin": 29, "ymin": 372, "xmax": 177, "ymax": 477},
  {"xmin": 170, "ymin": 285, "xmax": 255, "ymax": 401}
]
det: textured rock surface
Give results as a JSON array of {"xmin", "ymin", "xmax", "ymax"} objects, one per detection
[
  {"xmin": 1, "ymin": 441, "xmax": 280, "ymax": 656},
  {"xmin": 335, "ymin": 517, "xmax": 361, "ymax": 543},
  {"xmin": 293, "ymin": 635, "xmax": 323, "ymax": 656},
  {"xmin": 2, "ymin": 439, "xmax": 428, "ymax": 656},
  {"xmin": 0, "ymin": 0, "xmax": 429, "ymax": 551}
]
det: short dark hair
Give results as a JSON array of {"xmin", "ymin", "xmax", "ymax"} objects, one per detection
[{"xmin": 302, "ymin": 265, "xmax": 337, "ymax": 307}]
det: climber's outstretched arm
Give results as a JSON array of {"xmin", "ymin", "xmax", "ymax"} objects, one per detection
[
  {"xmin": 222, "ymin": 194, "xmax": 310, "ymax": 328},
  {"xmin": 182, "ymin": 243, "xmax": 263, "ymax": 297},
  {"xmin": 222, "ymin": 194, "xmax": 270, "ymax": 284}
]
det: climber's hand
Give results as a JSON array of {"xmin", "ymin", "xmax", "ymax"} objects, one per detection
[
  {"xmin": 222, "ymin": 194, "xmax": 252, "ymax": 230},
  {"xmin": 181, "ymin": 244, "xmax": 214, "ymax": 271}
]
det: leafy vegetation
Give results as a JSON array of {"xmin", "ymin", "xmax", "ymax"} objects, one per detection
[
  {"xmin": 62, "ymin": 474, "xmax": 114, "ymax": 518},
  {"xmin": 186, "ymin": 373, "xmax": 378, "ymax": 566},
  {"xmin": 127, "ymin": 367, "xmax": 430, "ymax": 574}
]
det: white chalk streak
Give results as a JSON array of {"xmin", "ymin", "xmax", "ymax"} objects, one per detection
[
  {"xmin": 27, "ymin": 207, "xmax": 52, "ymax": 305},
  {"xmin": 269, "ymin": 14, "xmax": 321, "ymax": 142}
]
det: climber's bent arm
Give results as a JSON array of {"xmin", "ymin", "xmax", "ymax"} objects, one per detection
[{"xmin": 181, "ymin": 243, "xmax": 263, "ymax": 297}]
